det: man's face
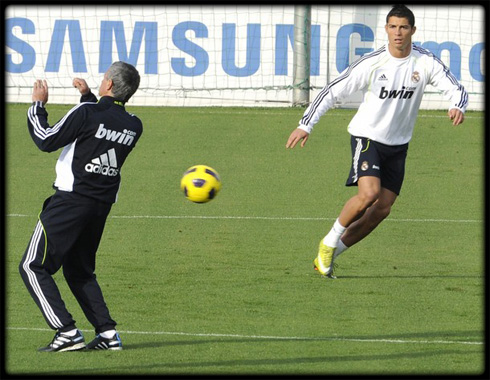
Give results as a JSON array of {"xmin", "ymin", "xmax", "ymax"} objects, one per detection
[
  {"xmin": 385, "ymin": 16, "xmax": 416, "ymax": 55},
  {"xmin": 99, "ymin": 72, "xmax": 112, "ymax": 97}
]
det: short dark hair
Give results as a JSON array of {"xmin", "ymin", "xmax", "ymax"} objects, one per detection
[
  {"xmin": 106, "ymin": 61, "xmax": 140, "ymax": 103},
  {"xmin": 386, "ymin": 5, "xmax": 415, "ymax": 28}
]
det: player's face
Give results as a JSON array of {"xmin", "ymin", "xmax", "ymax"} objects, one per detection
[
  {"xmin": 385, "ymin": 16, "xmax": 416, "ymax": 58},
  {"xmin": 99, "ymin": 72, "xmax": 112, "ymax": 97}
]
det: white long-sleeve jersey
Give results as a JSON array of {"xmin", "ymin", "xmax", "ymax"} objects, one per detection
[{"xmin": 299, "ymin": 44, "xmax": 468, "ymax": 146}]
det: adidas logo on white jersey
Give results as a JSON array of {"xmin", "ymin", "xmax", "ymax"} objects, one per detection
[
  {"xmin": 85, "ymin": 148, "xmax": 119, "ymax": 176},
  {"xmin": 378, "ymin": 74, "xmax": 388, "ymax": 81}
]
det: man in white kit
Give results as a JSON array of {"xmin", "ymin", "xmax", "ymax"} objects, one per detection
[{"xmin": 286, "ymin": 4, "xmax": 468, "ymax": 278}]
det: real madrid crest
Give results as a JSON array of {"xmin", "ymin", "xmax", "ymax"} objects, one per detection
[
  {"xmin": 361, "ymin": 161, "xmax": 369, "ymax": 171},
  {"xmin": 411, "ymin": 71, "xmax": 420, "ymax": 83}
]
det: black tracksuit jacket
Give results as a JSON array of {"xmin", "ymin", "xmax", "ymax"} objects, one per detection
[{"xmin": 27, "ymin": 93, "xmax": 143, "ymax": 203}]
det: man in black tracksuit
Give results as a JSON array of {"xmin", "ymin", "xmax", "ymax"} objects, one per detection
[{"xmin": 19, "ymin": 61, "xmax": 142, "ymax": 352}]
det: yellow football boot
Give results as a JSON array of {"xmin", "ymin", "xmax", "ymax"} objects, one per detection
[{"xmin": 313, "ymin": 241, "xmax": 337, "ymax": 278}]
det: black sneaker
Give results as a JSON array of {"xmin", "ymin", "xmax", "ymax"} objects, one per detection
[
  {"xmin": 38, "ymin": 330, "xmax": 86, "ymax": 352},
  {"xmin": 86, "ymin": 332, "xmax": 123, "ymax": 350}
]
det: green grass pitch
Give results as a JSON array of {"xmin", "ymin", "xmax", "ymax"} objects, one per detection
[{"xmin": 4, "ymin": 103, "xmax": 485, "ymax": 375}]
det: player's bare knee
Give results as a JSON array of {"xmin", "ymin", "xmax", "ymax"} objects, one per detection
[
  {"xmin": 375, "ymin": 203, "xmax": 392, "ymax": 221},
  {"xmin": 358, "ymin": 190, "xmax": 379, "ymax": 209}
]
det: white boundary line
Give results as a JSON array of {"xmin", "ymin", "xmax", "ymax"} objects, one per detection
[
  {"xmin": 109, "ymin": 215, "xmax": 483, "ymax": 223},
  {"xmin": 149, "ymin": 108, "xmax": 484, "ymax": 120},
  {"xmin": 6, "ymin": 327, "xmax": 483, "ymax": 346},
  {"xmin": 6, "ymin": 213, "xmax": 482, "ymax": 224}
]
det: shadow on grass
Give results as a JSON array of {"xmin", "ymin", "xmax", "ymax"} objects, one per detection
[
  {"xmin": 43, "ymin": 346, "xmax": 482, "ymax": 375},
  {"xmin": 119, "ymin": 330, "xmax": 484, "ymax": 350},
  {"xmin": 335, "ymin": 274, "xmax": 483, "ymax": 279},
  {"xmin": 35, "ymin": 331, "xmax": 483, "ymax": 375}
]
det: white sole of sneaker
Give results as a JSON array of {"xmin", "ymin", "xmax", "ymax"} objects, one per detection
[{"xmin": 58, "ymin": 342, "xmax": 86, "ymax": 352}]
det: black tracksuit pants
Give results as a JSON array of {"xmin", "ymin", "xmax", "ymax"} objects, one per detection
[{"xmin": 19, "ymin": 190, "xmax": 117, "ymax": 334}]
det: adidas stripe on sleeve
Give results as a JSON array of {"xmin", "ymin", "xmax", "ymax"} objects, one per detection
[
  {"xmin": 412, "ymin": 45, "xmax": 468, "ymax": 112},
  {"xmin": 27, "ymin": 101, "xmax": 90, "ymax": 152},
  {"xmin": 299, "ymin": 46, "xmax": 387, "ymax": 134}
]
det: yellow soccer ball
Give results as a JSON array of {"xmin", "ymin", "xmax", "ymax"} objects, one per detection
[{"xmin": 180, "ymin": 165, "xmax": 221, "ymax": 203}]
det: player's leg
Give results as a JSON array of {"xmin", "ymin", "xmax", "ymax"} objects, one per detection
[
  {"xmin": 19, "ymin": 193, "xmax": 86, "ymax": 351},
  {"xmin": 337, "ymin": 176, "xmax": 381, "ymax": 228},
  {"xmin": 334, "ymin": 141, "xmax": 408, "ymax": 260},
  {"xmin": 63, "ymin": 241, "xmax": 122, "ymax": 350},
  {"xmin": 340, "ymin": 187, "xmax": 397, "ymax": 248},
  {"xmin": 314, "ymin": 136, "xmax": 382, "ymax": 277},
  {"xmin": 62, "ymin": 198, "xmax": 116, "ymax": 333},
  {"xmin": 62, "ymin": 197, "xmax": 121, "ymax": 350},
  {"xmin": 322, "ymin": 176, "xmax": 381, "ymax": 250},
  {"xmin": 314, "ymin": 176, "xmax": 381, "ymax": 277},
  {"xmin": 19, "ymin": 219, "xmax": 75, "ymax": 331}
]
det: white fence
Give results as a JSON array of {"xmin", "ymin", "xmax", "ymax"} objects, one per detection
[{"xmin": 5, "ymin": 5, "xmax": 485, "ymax": 109}]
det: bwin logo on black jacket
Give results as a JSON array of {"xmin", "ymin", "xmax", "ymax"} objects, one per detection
[
  {"xmin": 95, "ymin": 123, "xmax": 136, "ymax": 146},
  {"xmin": 379, "ymin": 86, "xmax": 415, "ymax": 100}
]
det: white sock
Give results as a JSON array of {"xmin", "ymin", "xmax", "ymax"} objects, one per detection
[
  {"xmin": 100, "ymin": 329, "xmax": 116, "ymax": 339},
  {"xmin": 323, "ymin": 218, "xmax": 346, "ymax": 248},
  {"xmin": 334, "ymin": 239, "xmax": 349, "ymax": 258},
  {"xmin": 62, "ymin": 329, "xmax": 78, "ymax": 336}
]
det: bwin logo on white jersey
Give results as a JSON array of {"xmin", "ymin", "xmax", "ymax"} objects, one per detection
[
  {"xmin": 95, "ymin": 123, "xmax": 136, "ymax": 146},
  {"xmin": 379, "ymin": 86, "xmax": 415, "ymax": 100},
  {"xmin": 85, "ymin": 148, "xmax": 119, "ymax": 176}
]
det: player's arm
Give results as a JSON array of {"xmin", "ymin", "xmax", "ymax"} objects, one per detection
[
  {"xmin": 73, "ymin": 78, "xmax": 98, "ymax": 103},
  {"xmin": 286, "ymin": 128, "xmax": 309, "ymax": 148},
  {"xmin": 32, "ymin": 79, "xmax": 48, "ymax": 105},
  {"xmin": 27, "ymin": 80, "xmax": 86, "ymax": 152},
  {"xmin": 428, "ymin": 58, "xmax": 468, "ymax": 126},
  {"xmin": 448, "ymin": 108, "xmax": 464, "ymax": 126},
  {"xmin": 286, "ymin": 58, "xmax": 370, "ymax": 149}
]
